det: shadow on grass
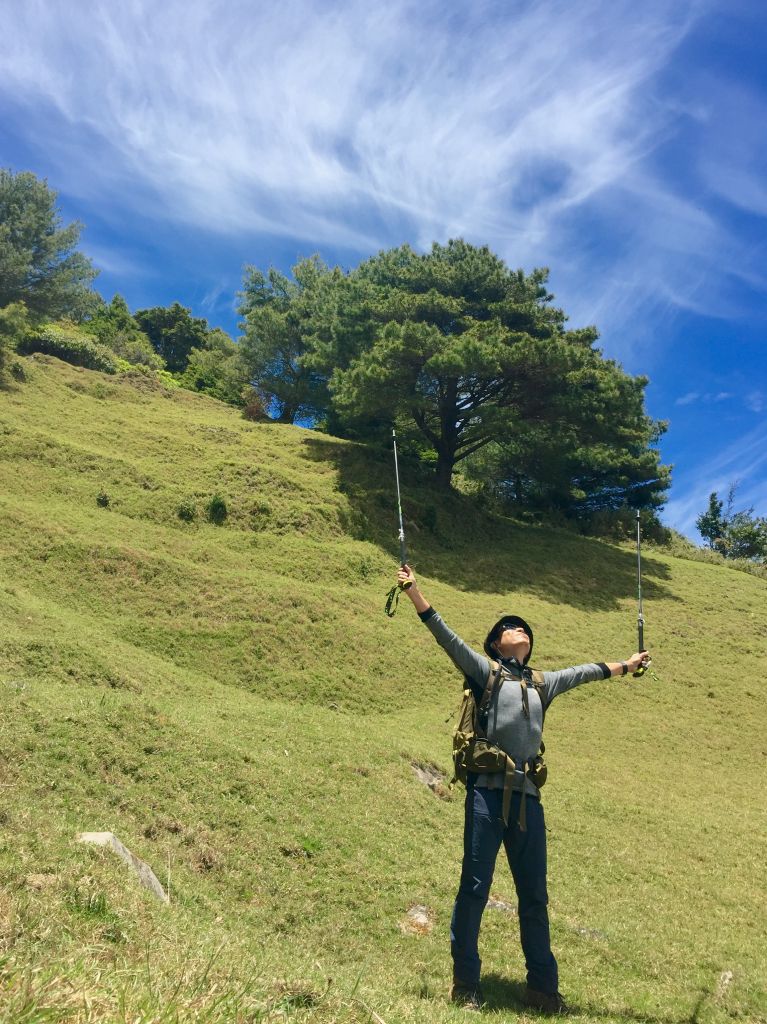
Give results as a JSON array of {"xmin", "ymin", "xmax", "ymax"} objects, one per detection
[
  {"xmin": 482, "ymin": 973, "xmax": 708, "ymax": 1023},
  {"xmin": 301, "ymin": 435, "xmax": 677, "ymax": 615}
]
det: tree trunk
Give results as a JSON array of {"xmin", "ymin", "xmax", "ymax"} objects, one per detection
[
  {"xmin": 435, "ymin": 450, "xmax": 454, "ymax": 489},
  {"xmin": 277, "ymin": 404, "xmax": 298, "ymax": 424},
  {"xmin": 435, "ymin": 383, "xmax": 459, "ymax": 488}
]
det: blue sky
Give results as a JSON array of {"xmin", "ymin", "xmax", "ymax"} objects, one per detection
[{"xmin": 2, "ymin": 0, "xmax": 765, "ymax": 539}]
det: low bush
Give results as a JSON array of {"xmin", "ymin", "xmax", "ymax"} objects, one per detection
[
  {"xmin": 19, "ymin": 323, "xmax": 118, "ymax": 374},
  {"xmin": 206, "ymin": 494, "xmax": 228, "ymax": 525},
  {"xmin": 177, "ymin": 499, "xmax": 196, "ymax": 522},
  {"xmin": 0, "ymin": 302, "xmax": 31, "ymax": 382}
]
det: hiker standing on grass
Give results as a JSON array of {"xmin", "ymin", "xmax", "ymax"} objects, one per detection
[{"xmin": 396, "ymin": 564, "xmax": 649, "ymax": 1014}]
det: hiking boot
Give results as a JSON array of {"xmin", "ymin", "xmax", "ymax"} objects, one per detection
[
  {"xmin": 522, "ymin": 988, "xmax": 569, "ymax": 1014},
  {"xmin": 449, "ymin": 979, "xmax": 484, "ymax": 1010}
]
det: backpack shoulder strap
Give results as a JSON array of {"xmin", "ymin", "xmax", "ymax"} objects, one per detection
[
  {"xmin": 476, "ymin": 659, "xmax": 503, "ymax": 720},
  {"xmin": 526, "ymin": 666, "xmax": 548, "ymax": 724}
]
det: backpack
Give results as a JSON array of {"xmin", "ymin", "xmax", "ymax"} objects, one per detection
[{"xmin": 451, "ymin": 659, "xmax": 548, "ymax": 831}]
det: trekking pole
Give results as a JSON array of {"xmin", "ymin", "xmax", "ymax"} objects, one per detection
[
  {"xmin": 633, "ymin": 510, "xmax": 651, "ymax": 677},
  {"xmin": 385, "ymin": 429, "xmax": 412, "ymax": 617}
]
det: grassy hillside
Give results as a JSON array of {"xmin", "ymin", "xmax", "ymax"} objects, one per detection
[{"xmin": 1, "ymin": 355, "xmax": 765, "ymax": 1024}]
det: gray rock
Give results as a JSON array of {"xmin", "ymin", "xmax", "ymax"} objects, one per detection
[{"xmin": 77, "ymin": 831, "xmax": 169, "ymax": 903}]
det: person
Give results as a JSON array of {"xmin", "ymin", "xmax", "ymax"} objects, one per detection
[{"xmin": 396, "ymin": 564, "xmax": 649, "ymax": 1014}]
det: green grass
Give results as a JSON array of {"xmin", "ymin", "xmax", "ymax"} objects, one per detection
[{"xmin": 0, "ymin": 354, "xmax": 766, "ymax": 1023}]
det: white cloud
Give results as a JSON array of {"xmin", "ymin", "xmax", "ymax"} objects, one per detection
[
  {"xmin": 674, "ymin": 391, "xmax": 733, "ymax": 407},
  {"xmin": 1, "ymin": 0, "xmax": 763, "ymax": 354},
  {"xmin": 0, "ymin": 9, "xmax": 702, "ymax": 235}
]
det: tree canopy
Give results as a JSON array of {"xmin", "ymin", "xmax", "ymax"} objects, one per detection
[
  {"xmin": 179, "ymin": 327, "xmax": 247, "ymax": 405},
  {"xmin": 238, "ymin": 256, "xmax": 337, "ymax": 423},
  {"xmin": 134, "ymin": 302, "xmax": 210, "ymax": 374},
  {"xmin": 323, "ymin": 241, "xmax": 669, "ymax": 509},
  {"xmin": 0, "ymin": 169, "xmax": 97, "ymax": 319},
  {"xmin": 86, "ymin": 295, "xmax": 164, "ymax": 369},
  {"xmin": 696, "ymin": 485, "xmax": 767, "ymax": 561}
]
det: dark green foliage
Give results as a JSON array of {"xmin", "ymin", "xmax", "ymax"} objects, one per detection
[
  {"xmin": 206, "ymin": 493, "xmax": 228, "ymax": 525},
  {"xmin": 238, "ymin": 256, "xmax": 338, "ymax": 423},
  {"xmin": 134, "ymin": 302, "xmax": 209, "ymax": 373},
  {"xmin": 177, "ymin": 499, "xmax": 197, "ymax": 522},
  {"xmin": 462, "ymin": 382, "xmax": 670, "ymax": 530},
  {"xmin": 0, "ymin": 301, "xmax": 31, "ymax": 381},
  {"xmin": 0, "ymin": 169, "xmax": 97, "ymax": 319},
  {"xmin": 19, "ymin": 323, "xmax": 118, "ymax": 373},
  {"xmin": 85, "ymin": 295, "xmax": 164, "ymax": 369},
  {"xmin": 697, "ymin": 485, "xmax": 767, "ymax": 561},
  {"xmin": 696, "ymin": 491, "xmax": 726, "ymax": 553},
  {"xmin": 323, "ymin": 241, "xmax": 669, "ymax": 512}
]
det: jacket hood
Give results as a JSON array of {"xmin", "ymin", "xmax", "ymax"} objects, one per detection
[{"xmin": 484, "ymin": 615, "xmax": 534, "ymax": 665}]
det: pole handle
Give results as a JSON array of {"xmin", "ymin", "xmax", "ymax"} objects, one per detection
[{"xmin": 633, "ymin": 652, "xmax": 651, "ymax": 678}]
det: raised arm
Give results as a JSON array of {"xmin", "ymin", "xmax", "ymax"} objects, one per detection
[
  {"xmin": 397, "ymin": 564, "xmax": 488, "ymax": 687},
  {"xmin": 397, "ymin": 564, "xmax": 431, "ymax": 615}
]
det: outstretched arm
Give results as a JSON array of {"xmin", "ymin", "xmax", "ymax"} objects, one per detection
[
  {"xmin": 396, "ymin": 564, "xmax": 488, "ymax": 687},
  {"xmin": 544, "ymin": 651, "xmax": 650, "ymax": 702}
]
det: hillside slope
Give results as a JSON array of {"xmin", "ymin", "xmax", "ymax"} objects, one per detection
[{"xmin": 1, "ymin": 356, "xmax": 766, "ymax": 1024}]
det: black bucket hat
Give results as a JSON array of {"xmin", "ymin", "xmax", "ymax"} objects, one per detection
[{"xmin": 484, "ymin": 615, "xmax": 534, "ymax": 664}]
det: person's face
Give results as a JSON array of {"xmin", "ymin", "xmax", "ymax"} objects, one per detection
[{"xmin": 494, "ymin": 624, "xmax": 531, "ymax": 661}]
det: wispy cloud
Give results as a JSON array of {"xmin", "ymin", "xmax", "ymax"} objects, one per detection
[
  {"xmin": 4, "ymin": 1, "xmax": 753, "ymax": 325},
  {"xmin": 676, "ymin": 392, "xmax": 701, "ymax": 406},
  {"xmin": 664, "ymin": 418, "xmax": 767, "ymax": 537},
  {"xmin": 675, "ymin": 391, "xmax": 733, "ymax": 406}
]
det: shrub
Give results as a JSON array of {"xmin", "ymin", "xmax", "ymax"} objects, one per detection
[
  {"xmin": 177, "ymin": 499, "xmax": 196, "ymax": 522},
  {"xmin": 99, "ymin": 328, "xmax": 164, "ymax": 369},
  {"xmin": 19, "ymin": 322, "xmax": 118, "ymax": 374},
  {"xmin": 250, "ymin": 500, "xmax": 272, "ymax": 530},
  {"xmin": 206, "ymin": 494, "xmax": 228, "ymax": 525},
  {"xmin": 0, "ymin": 302, "xmax": 31, "ymax": 382},
  {"xmin": 156, "ymin": 369, "xmax": 182, "ymax": 389}
]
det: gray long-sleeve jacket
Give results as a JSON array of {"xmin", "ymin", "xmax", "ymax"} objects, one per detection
[{"xmin": 421, "ymin": 607, "xmax": 611, "ymax": 796}]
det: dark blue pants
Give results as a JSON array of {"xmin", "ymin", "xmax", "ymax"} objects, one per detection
[{"xmin": 450, "ymin": 785, "xmax": 558, "ymax": 994}]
